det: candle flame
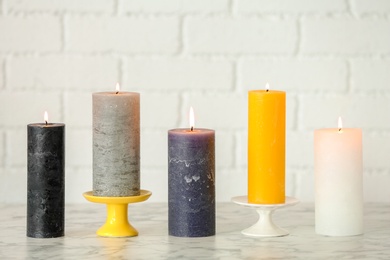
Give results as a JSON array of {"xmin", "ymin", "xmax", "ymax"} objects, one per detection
[
  {"xmin": 265, "ymin": 83, "xmax": 270, "ymax": 92},
  {"xmin": 338, "ymin": 116, "xmax": 342, "ymax": 132},
  {"xmin": 189, "ymin": 107, "xmax": 195, "ymax": 131},
  {"xmin": 44, "ymin": 111, "xmax": 48, "ymax": 125},
  {"xmin": 115, "ymin": 82, "xmax": 120, "ymax": 94}
]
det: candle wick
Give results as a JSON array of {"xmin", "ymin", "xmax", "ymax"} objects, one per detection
[
  {"xmin": 338, "ymin": 128, "xmax": 341, "ymax": 132},
  {"xmin": 266, "ymin": 89, "xmax": 269, "ymax": 92},
  {"xmin": 191, "ymin": 126, "xmax": 194, "ymax": 131},
  {"xmin": 116, "ymin": 91, "xmax": 119, "ymax": 94},
  {"xmin": 45, "ymin": 121, "xmax": 48, "ymax": 126}
]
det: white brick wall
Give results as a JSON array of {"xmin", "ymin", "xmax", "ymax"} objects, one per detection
[
  {"xmin": 6, "ymin": 0, "xmax": 114, "ymax": 13},
  {"xmin": 352, "ymin": 0, "xmax": 390, "ymax": 14},
  {"xmin": 187, "ymin": 17, "xmax": 297, "ymax": 54},
  {"xmin": 120, "ymin": 0, "xmax": 229, "ymax": 14},
  {"xmin": 302, "ymin": 19, "xmax": 390, "ymax": 54},
  {"xmin": 351, "ymin": 60, "xmax": 390, "ymax": 92},
  {"xmin": 1, "ymin": 0, "xmax": 390, "ymax": 204},
  {"xmin": 8, "ymin": 56, "xmax": 119, "ymax": 90},
  {"xmin": 240, "ymin": 59, "xmax": 347, "ymax": 92},
  {"xmin": 235, "ymin": 0, "xmax": 347, "ymax": 14},
  {"xmin": 127, "ymin": 59, "xmax": 233, "ymax": 91},
  {"xmin": 0, "ymin": 133, "xmax": 4, "ymax": 167},
  {"xmin": 0, "ymin": 16, "xmax": 61, "ymax": 52},
  {"xmin": 67, "ymin": 16, "xmax": 179, "ymax": 53}
]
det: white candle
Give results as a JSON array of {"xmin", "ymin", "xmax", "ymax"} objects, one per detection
[{"xmin": 314, "ymin": 117, "xmax": 363, "ymax": 236}]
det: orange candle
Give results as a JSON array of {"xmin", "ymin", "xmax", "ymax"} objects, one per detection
[{"xmin": 248, "ymin": 85, "xmax": 285, "ymax": 204}]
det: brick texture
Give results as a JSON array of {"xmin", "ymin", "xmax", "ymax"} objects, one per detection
[
  {"xmin": 1, "ymin": 0, "xmax": 390, "ymax": 203},
  {"xmin": 6, "ymin": 0, "xmax": 114, "ymax": 13},
  {"xmin": 363, "ymin": 133, "xmax": 390, "ymax": 169},
  {"xmin": 67, "ymin": 16, "xmax": 179, "ymax": 53},
  {"xmin": 352, "ymin": 0, "xmax": 390, "ymax": 14},
  {"xmin": 0, "ymin": 92, "xmax": 62, "ymax": 126},
  {"xmin": 302, "ymin": 19, "xmax": 390, "ymax": 54},
  {"xmin": 240, "ymin": 59, "xmax": 347, "ymax": 92},
  {"xmin": 141, "ymin": 93, "xmax": 180, "ymax": 128},
  {"xmin": 187, "ymin": 17, "xmax": 297, "ymax": 54},
  {"xmin": 186, "ymin": 93, "xmax": 246, "ymax": 129},
  {"xmin": 301, "ymin": 95, "xmax": 390, "ymax": 129},
  {"xmin": 5, "ymin": 130, "xmax": 25, "ymax": 167},
  {"xmin": 0, "ymin": 56, "xmax": 4, "ymax": 89},
  {"xmin": 235, "ymin": 0, "xmax": 347, "ymax": 14},
  {"xmin": 351, "ymin": 60, "xmax": 390, "ymax": 92},
  {"xmin": 127, "ymin": 59, "xmax": 233, "ymax": 91},
  {"xmin": 64, "ymin": 92, "xmax": 92, "ymax": 128},
  {"xmin": 67, "ymin": 129, "xmax": 92, "ymax": 167},
  {"xmin": 8, "ymin": 56, "xmax": 119, "ymax": 91},
  {"xmin": 120, "ymin": 0, "xmax": 229, "ymax": 13},
  {"xmin": 0, "ymin": 133, "xmax": 3, "ymax": 167},
  {"xmin": 0, "ymin": 15, "xmax": 61, "ymax": 52}
]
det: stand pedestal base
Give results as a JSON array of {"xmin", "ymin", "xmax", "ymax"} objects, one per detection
[
  {"xmin": 232, "ymin": 196, "xmax": 299, "ymax": 237},
  {"xmin": 83, "ymin": 190, "xmax": 152, "ymax": 237}
]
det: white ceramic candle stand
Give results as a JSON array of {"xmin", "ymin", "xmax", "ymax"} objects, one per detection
[{"xmin": 231, "ymin": 196, "xmax": 299, "ymax": 237}]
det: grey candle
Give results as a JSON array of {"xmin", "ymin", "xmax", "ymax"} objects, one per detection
[
  {"xmin": 168, "ymin": 109, "xmax": 215, "ymax": 237},
  {"xmin": 93, "ymin": 85, "xmax": 140, "ymax": 197},
  {"xmin": 27, "ymin": 112, "xmax": 65, "ymax": 238}
]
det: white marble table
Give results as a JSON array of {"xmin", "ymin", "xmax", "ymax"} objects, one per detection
[{"xmin": 1, "ymin": 202, "xmax": 389, "ymax": 259}]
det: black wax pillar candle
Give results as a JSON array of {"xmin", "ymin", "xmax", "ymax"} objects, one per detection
[
  {"xmin": 168, "ymin": 128, "xmax": 215, "ymax": 237},
  {"xmin": 27, "ymin": 121, "xmax": 65, "ymax": 238}
]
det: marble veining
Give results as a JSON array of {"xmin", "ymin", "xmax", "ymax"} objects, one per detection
[{"xmin": 0, "ymin": 203, "xmax": 389, "ymax": 259}]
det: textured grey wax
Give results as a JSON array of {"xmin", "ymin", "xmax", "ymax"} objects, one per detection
[{"xmin": 93, "ymin": 92, "xmax": 140, "ymax": 197}]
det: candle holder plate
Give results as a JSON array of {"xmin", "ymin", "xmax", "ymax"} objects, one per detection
[
  {"xmin": 231, "ymin": 196, "xmax": 299, "ymax": 237},
  {"xmin": 83, "ymin": 190, "xmax": 152, "ymax": 238}
]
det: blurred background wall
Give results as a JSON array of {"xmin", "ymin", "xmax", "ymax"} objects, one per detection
[{"xmin": 0, "ymin": 0, "xmax": 390, "ymax": 203}]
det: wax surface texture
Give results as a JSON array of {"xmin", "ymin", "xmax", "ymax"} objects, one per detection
[
  {"xmin": 248, "ymin": 90, "xmax": 286, "ymax": 204},
  {"xmin": 93, "ymin": 92, "xmax": 140, "ymax": 197},
  {"xmin": 168, "ymin": 128, "xmax": 215, "ymax": 237},
  {"xmin": 27, "ymin": 123, "xmax": 65, "ymax": 238},
  {"xmin": 314, "ymin": 128, "xmax": 363, "ymax": 236}
]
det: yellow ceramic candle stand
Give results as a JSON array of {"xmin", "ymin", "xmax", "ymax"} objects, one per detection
[{"xmin": 83, "ymin": 190, "xmax": 152, "ymax": 237}]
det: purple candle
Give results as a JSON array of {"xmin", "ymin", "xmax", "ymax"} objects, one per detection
[{"xmin": 168, "ymin": 108, "xmax": 215, "ymax": 237}]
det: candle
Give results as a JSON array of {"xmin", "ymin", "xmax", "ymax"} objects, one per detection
[
  {"xmin": 314, "ymin": 117, "xmax": 363, "ymax": 236},
  {"xmin": 248, "ymin": 84, "xmax": 286, "ymax": 204},
  {"xmin": 93, "ymin": 83, "xmax": 140, "ymax": 197},
  {"xmin": 27, "ymin": 111, "xmax": 65, "ymax": 238},
  {"xmin": 168, "ymin": 107, "xmax": 215, "ymax": 237}
]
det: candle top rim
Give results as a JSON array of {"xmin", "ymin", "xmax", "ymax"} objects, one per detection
[
  {"xmin": 169, "ymin": 128, "xmax": 215, "ymax": 133},
  {"xmin": 314, "ymin": 128, "xmax": 362, "ymax": 133},
  {"xmin": 249, "ymin": 90, "xmax": 285, "ymax": 94},
  {"xmin": 93, "ymin": 91, "xmax": 139, "ymax": 96},
  {"xmin": 28, "ymin": 123, "xmax": 65, "ymax": 127}
]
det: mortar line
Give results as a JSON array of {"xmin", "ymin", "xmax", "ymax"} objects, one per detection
[
  {"xmin": 294, "ymin": 16, "xmax": 302, "ymax": 56},
  {"xmin": 60, "ymin": 14, "xmax": 66, "ymax": 53},
  {"xmin": 177, "ymin": 15, "xmax": 185, "ymax": 56},
  {"xmin": 114, "ymin": 0, "xmax": 120, "ymax": 16},
  {"xmin": 1, "ymin": 131, "xmax": 6, "ymax": 168},
  {"xmin": 177, "ymin": 92, "xmax": 186, "ymax": 127},
  {"xmin": 346, "ymin": 59, "xmax": 352, "ymax": 94},
  {"xmin": 2, "ymin": 55, "xmax": 7, "ymax": 90},
  {"xmin": 119, "ymin": 56, "xmax": 125, "ymax": 87},
  {"xmin": 60, "ymin": 91, "xmax": 66, "ymax": 123}
]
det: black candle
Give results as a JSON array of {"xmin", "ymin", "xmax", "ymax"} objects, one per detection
[
  {"xmin": 168, "ymin": 128, "xmax": 215, "ymax": 237},
  {"xmin": 27, "ymin": 114, "xmax": 65, "ymax": 238}
]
